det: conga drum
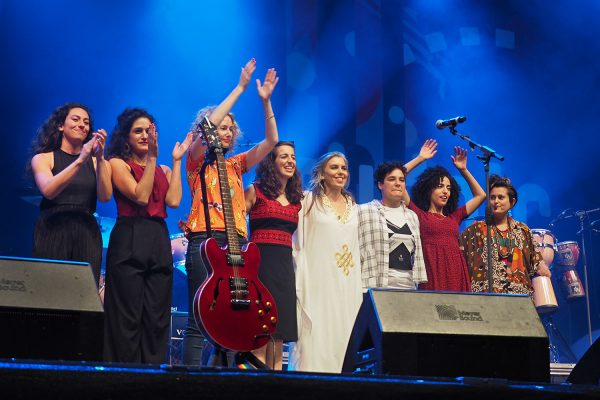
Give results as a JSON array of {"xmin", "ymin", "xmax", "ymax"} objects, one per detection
[
  {"xmin": 531, "ymin": 229, "xmax": 556, "ymax": 266},
  {"xmin": 555, "ymin": 241, "xmax": 580, "ymax": 267},
  {"xmin": 561, "ymin": 268, "xmax": 585, "ymax": 299},
  {"xmin": 531, "ymin": 276, "xmax": 558, "ymax": 314}
]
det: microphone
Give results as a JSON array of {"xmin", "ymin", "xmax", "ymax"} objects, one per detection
[
  {"xmin": 435, "ymin": 116, "xmax": 467, "ymax": 130},
  {"xmin": 548, "ymin": 208, "xmax": 574, "ymax": 228}
]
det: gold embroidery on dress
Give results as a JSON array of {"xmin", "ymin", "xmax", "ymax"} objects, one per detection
[
  {"xmin": 335, "ymin": 244, "xmax": 355, "ymax": 276},
  {"xmin": 321, "ymin": 194, "xmax": 352, "ymax": 224}
]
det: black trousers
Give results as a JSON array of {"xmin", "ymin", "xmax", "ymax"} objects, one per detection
[{"xmin": 103, "ymin": 217, "xmax": 173, "ymax": 364}]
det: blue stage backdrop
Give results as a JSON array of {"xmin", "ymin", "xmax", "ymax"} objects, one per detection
[{"xmin": 1, "ymin": 0, "xmax": 599, "ymax": 359}]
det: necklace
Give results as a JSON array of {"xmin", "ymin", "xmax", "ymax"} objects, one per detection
[
  {"xmin": 492, "ymin": 223, "xmax": 515, "ymax": 260},
  {"xmin": 321, "ymin": 194, "xmax": 352, "ymax": 224}
]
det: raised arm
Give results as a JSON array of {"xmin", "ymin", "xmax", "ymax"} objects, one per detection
[
  {"xmin": 164, "ymin": 132, "xmax": 193, "ymax": 208},
  {"xmin": 31, "ymin": 135, "xmax": 98, "ymax": 200},
  {"xmin": 451, "ymin": 146, "xmax": 486, "ymax": 216},
  {"xmin": 189, "ymin": 58, "xmax": 257, "ymax": 161},
  {"xmin": 110, "ymin": 124, "xmax": 159, "ymax": 206},
  {"xmin": 92, "ymin": 129, "xmax": 112, "ymax": 202},
  {"xmin": 401, "ymin": 139, "xmax": 438, "ymax": 206},
  {"xmin": 245, "ymin": 68, "xmax": 280, "ymax": 169},
  {"xmin": 244, "ymin": 184, "xmax": 257, "ymax": 214},
  {"xmin": 404, "ymin": 139, "xmax": 437, "ymax": 173}
]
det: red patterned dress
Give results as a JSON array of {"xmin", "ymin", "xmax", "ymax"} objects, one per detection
[
  {"xmin": 249, "ymin": 184, "xmax": 302, "ymax": 341},
  {"xmin": 408, "ymin": 202, "xmax": 471, "ymax": 292}
]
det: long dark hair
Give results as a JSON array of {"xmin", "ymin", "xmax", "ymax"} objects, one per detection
[
  {"xmin": 106, "ymin": 108, "xmax": 155, "ymax": 160},
  {"xmin": 254, "ymin": 141, "xmax": 303, "ymax": 204},
  {"xmin": 410, "ymin": 166, "xmax": 460, "ymax": 215},
  {"xmin": 30, "ymin": 103, "xmax": 93, "ymax": 155}
]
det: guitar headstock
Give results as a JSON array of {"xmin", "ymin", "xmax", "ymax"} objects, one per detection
[{"xmin": 198, "ymin": 116, "xmax": 222, "ymax": 151}]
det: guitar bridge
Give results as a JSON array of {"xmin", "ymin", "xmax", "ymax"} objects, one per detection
[{"xmin": 230, "ymin": 299, "xmax": 251, "ymax": 309}]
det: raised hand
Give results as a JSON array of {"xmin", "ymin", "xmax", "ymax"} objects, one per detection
[
  {"xmin": 419, "ymin": 139, "xmax": 438, "ymax": 160},
  {"xmin": 450, "ymin": 146, "xmax": 468, "ymax": 171},
  {"xmin": 172, "ymin": 132, "xmax": 193, "ymax": 161},
  {"xmin": 148, "ymin": 123, "xmax": 158, "ymax": 159},
  {"xmin": 92, "ymin": 129, "xmax": 107, "ymax": 159},
  {"xmin": 256, "ymin": 68, "xmax": 279, "ymax": 101},
  {"xmin": 238, "ymin": 58, "xmax": 257, "ymax": 91}
]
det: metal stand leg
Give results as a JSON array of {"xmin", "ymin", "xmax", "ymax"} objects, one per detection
[{"xmin": 541, "ymin": 315, "xmax": 577, "ymax": 363}]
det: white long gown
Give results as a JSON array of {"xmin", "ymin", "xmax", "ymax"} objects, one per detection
[{"xmin": 289, "ymin": 192, "xmax": 362, "ymax": 373}]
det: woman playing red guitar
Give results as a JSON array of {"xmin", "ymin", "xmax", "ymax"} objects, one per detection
[{"xmin": 182, "ymin": 59, "xmax": 280, "ymax": 366}]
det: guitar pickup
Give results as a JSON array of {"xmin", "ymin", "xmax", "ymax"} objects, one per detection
[
  {"xmin": 230, "ymin": 289, "xmax": 249, "ymax": 298},
  {"xmin": 226, "ymin": 254, "xmax": 245, "ymax": 266},
  {"xmin": 229, "ymin": 277, "xmax": 249, "ymax": 290}
]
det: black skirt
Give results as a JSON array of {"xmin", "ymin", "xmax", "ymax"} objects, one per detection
[
  {"xmin": 257, "ymin": 243, "xmax": 297, "ymax": 342},
  {"xmin": 33, "ymin": 205, "xmax": 102, "ymax": 285}
]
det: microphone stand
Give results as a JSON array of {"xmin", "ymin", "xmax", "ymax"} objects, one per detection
[
  {"xmin": 449, "ymin": 125, "xmax": 504, "ymax": 293},
  {"xmin": 563, "ymin": 207, "xmax": 600, "ymax": 346}
]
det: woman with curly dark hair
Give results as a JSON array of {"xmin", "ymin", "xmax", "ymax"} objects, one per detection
[
  {"xmin": 103, "ymin": 108, "xmax": 192, "ymax": 363},
  {"xmin": 30, "ymin": 103, "xmax": 111, "ymax": 285},
  {"xmin": 244, "ymin": 141, "xmax": 303, "ymax": 369},
  {"xmin": 404, "ymin": 146, "xmax": 486, "ymax": 291}
]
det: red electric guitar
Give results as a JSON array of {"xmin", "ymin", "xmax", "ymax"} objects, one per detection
[{"xmin": 193, "ymin": 117, "xmax": 278, "ymax": 352}]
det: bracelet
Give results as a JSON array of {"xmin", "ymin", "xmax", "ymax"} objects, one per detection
[{"xmin": 265, "ymin": 114, "xmax": 275, "ymax": 121}]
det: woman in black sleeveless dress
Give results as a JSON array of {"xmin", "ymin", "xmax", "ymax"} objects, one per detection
[{"xmin": 29, "ymin": 103, "xmax": 112, "ymax": 284}]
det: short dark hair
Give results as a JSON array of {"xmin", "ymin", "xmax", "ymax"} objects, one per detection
[
  {"xmin": 374, "ymin": 161, "xmax": 407, "ymax": 188},
  {"xmin": 489, "ymin": 174, "xmax": 518, "ymax": 205}
]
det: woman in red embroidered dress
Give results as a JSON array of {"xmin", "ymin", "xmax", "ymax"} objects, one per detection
[
  {"xmin": 403, "ymin": 146, "xmax": 486, "ymax": 291},
  {"xmin": 245, "ymin": 141, "xmax": 303, "ymax": 369}
]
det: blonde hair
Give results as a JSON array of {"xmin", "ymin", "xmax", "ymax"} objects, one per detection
[
  {"xmin": 191, "ymin": 105, "xmax": 243, "ymax": 150},
  {"xmin": 306, "ymin": 151, "xmax": 354, "ymax": 213}
]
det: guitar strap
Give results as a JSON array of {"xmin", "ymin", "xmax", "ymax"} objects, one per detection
[{"xmin": 199, "ymin": 160, "xmax": 213, "ymax": 238}]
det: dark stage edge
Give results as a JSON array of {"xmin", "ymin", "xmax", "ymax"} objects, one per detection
[{"xmin": 1, "ymin": 359, "xmax": 599, "ymax": 400}]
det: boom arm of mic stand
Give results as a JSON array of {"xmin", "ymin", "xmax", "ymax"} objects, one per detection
[{"xmin": 448, "ymin": 126, "xmax": 504, "ymax": 292}]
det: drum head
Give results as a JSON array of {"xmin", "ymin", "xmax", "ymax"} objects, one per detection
[
  {"xmin": 531, "ymin": 229, "xmax": 556, "ymax": 266},
  {"xmin": 170, "ymin": 233, "xmax": 189, "ymax": 266}
]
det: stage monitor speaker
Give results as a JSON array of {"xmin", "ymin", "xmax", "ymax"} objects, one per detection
[
  {"xmin": 343, "ymin": 289, "xmax": 549, "ymax": 382},
  {"xmin": 0, "ymin": 256, "xmax": 104, "ymax": 361},
  {"xmin": 567, "ymin": 338, "xmax": 600, "ymax": 385}
]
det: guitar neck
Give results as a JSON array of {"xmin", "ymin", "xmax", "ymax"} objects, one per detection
[{"xmin": 214, "ymin": 152, "xmax": 241, "ymax": 255}]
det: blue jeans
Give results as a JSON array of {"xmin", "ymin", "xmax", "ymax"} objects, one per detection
[{"xmin": 182, "ymin": 231, "xmax": 247, "ymax": 366}]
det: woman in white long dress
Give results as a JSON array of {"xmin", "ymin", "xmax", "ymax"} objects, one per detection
[{"xmin": 289, "ymin": 152, "xmax": 362, "ymax": 373}]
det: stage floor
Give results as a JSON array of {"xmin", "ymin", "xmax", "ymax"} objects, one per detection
[{"xmin": 1, "ymin": 359, "xmax": 598, "ymax": 400}]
